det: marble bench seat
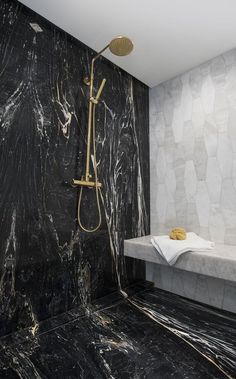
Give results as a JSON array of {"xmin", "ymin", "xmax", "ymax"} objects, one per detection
[
  {"xmin": 124, "ymin": 235, "xmax": 236, "ymax": 282},
  {"xmin": 124, "ymin": 235, "xmax": 236, "ymax": 313}
]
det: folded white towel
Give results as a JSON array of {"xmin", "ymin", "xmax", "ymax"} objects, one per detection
[{"xmin": 151, "ymin": 232, "xmax": 215, "ymax": 265}]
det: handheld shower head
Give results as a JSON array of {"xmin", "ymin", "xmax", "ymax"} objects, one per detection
[{"xmin": 109, "ymin": 36, "xmax": 133, "ymax": 56}]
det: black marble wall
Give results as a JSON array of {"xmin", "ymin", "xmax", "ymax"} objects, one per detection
[{"xmin": 0, "ymin": 0, "xmax": 149, "ymax": 336}]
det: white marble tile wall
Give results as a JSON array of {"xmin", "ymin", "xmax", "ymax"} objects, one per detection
[{"xmin": 150, "ymin": 48, "xmax": 236, "ymax": 244}]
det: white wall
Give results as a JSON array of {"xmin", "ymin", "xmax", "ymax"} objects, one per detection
[{"xmin": 150, "ymin": 48, "xmax": 236, "ymax": 244}]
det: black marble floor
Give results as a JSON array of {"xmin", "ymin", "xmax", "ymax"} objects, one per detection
[{"xmin": 0, "ymin": 286, "xmax": 235, "ymax": 379}]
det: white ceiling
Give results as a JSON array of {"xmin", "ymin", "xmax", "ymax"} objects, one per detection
[{"xmin": 20, "ymin": 0, "xmax": 236, "ymax": 87}]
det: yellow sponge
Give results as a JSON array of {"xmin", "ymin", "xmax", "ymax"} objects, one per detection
[{"xmin": 169, "ymin": 227, "xmax": 186, "ymax": 240}]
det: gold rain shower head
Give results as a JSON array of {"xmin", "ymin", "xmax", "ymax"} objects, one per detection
[
  {"xmin": 83, "ymin": 36, "xmax": 133, "ymax": 85},
  {"xmin": 109, "ymin": 36, "xmax": 133, "ymax": 56}
]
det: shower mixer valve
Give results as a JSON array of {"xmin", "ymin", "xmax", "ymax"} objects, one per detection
[{"xmin": 71, "ymin": 178, "xmax": 102, "ymax": 188}]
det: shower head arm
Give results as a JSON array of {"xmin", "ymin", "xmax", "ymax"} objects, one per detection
[
  {"xmin": 87, "ymin": 36, "xmax": 133, "ymax": 90},
  {"xmin": 93, "ymin": 44, "xmax": 110, "ymax": 62},
  {"xmin": 89, "ymin": 44, "xmax": 109, "ymax": 95}
]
